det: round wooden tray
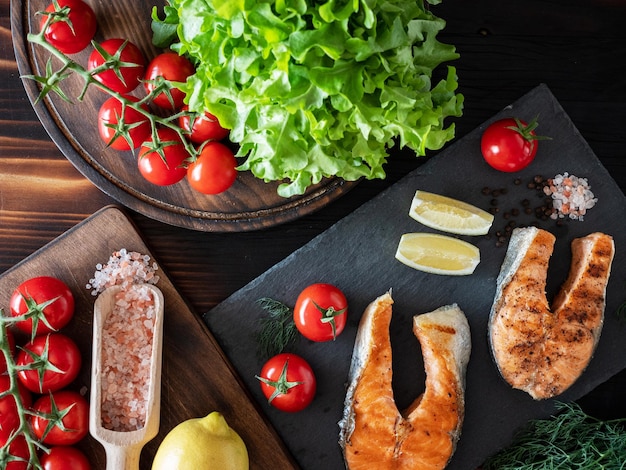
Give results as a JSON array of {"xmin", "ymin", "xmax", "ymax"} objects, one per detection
[{"xmin": 11, "ymin": 0, "xmax": 357, "ymax": 232}]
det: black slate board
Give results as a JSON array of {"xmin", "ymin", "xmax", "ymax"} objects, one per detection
[{"xmin": 203, "ymin": 84, "xmax": 626, "ymax": 470}]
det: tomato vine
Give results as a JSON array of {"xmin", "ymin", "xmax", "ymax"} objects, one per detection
[
  {"xmin": 0, "ymin": 315, "xmax": 43, "ymax": 469},
  {"xmin": 0, "ymin": 275, "xmax": 85, "ymax": 468},
  {"xmin": 25, "ymin": 7, "xmax": 202, "ymax": 166}
]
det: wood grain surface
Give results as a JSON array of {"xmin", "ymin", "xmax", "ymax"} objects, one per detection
[
  {"xmin": 0, "ymin": 206, "xmax": 297, "ymax": 469},
  {"xmin": 2, "ymin": 0, "xmax": 626, "ymax": 467},
  {"xmin": 11, "ymin": 0, "xmax": 358, "ymax": 232}
]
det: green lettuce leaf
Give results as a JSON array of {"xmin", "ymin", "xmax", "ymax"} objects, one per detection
[{"xmin": 154, "ymin": 0, "xmax": 463, "ymax": 197}]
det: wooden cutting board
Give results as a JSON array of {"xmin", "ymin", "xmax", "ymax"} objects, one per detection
[
  {"xmin": 11, "ymin": 0, "xmax": 357, "ymax": 232},
  {"xmin": 0, "ymin": 206, "xmax": 297, "ymax": 469}
]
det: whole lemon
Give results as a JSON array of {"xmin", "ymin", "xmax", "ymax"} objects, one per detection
[{"xmin": 152, "ymin": 412, "xmax": 249, "ymax": 470}]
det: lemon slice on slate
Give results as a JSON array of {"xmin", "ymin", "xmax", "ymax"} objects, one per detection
[
  {"xmin": 395, "ymin": 233, "xmax": 480, "ymax": 275},
  {"xmin": 409, "ymin": 190, "xmax": 494, "ymax": 235}
]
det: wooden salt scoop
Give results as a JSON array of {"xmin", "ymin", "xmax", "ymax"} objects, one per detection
[{"xmin": 89, "ymin": 283, "xmax": 164, "ymax": 470}]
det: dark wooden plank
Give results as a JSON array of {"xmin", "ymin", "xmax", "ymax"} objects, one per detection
[
  {"xmin": 0, "ymin": 206, "xmax": 298, "ymax": 469},
  {"xmin": 2, "ymin": 0, "xmax": 626, "ymax": 466}
]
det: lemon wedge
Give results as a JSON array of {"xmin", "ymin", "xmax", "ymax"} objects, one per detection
[
  {"xmin": 395, "ymin": 233, "xmax": 480, "ymax": 275},
  {"xmin": 409, "ymin": 190, "xmax": 494, "ymax": 235}
]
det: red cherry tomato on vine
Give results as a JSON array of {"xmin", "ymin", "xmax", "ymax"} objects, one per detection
[
  {"xmin": 187, "ymin": 142, "xmax": 237, "ymax": 194},
  {"xmin": 30, "ymin": 390, "xmax": 89, "ymax": 446},
  {"xmin": 40, "ymin": 446, "xmax": 91, "ymax": 470},
  {"xmin": 294, "ymin": 283, "xmax": 348, "ymax": 342},
  {"xmin": 88, "ymin": 38, "xmax": 146, "ymax": 94},
  {"xmin": 144, "ymin": 52, "xmax": 195, "ymax": 110},
  {"xmin": 40, "ymin": 0, "xmax": 97, "ymax": 55},
  {"xmin": 179, "ymin": 105, "xmax": 229, "ymax": 144},
  {"xmin": 0, "ymin": 375, "xmax": 32, "ymax": 444},
  {"xmin": 16, "ymin": 333, "xmax": 82, "ymax": 394},
  {"xmin": 138, "ymin": 127, "xmax": 190, "ymax": 186},
  {"xmin": 98, "ymin": 96, "xmax": 151, "ymax": 151},
  {"xmin": 257, "ymin": 353, "xmax": 316, "ymax": 412},
  {"xmin": 0, "ymin": 434, "xmax": 29, "ymax": 470},
  {"xmin": 480, "ymin": 117, "xmax": 547, "ymax": 172},
  {"xmin": 9, "ymin": 276, "xmax": 75, "ymax": 337}
]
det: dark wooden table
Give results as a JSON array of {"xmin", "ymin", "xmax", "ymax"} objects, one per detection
[{"xmin": 2, "ymin": 0, "xmax": 626, "ymax": 461}]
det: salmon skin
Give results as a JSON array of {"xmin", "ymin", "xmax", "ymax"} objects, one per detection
[
  {"xmin": 489, "ymin": 227, "xmax": 615, "ymax": 400},
  {"xmin": 339, "ymin": 292, "xmax": 471, "ymax": 470}
]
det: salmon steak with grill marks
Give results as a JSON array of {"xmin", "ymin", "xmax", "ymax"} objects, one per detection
[
  {"xmin": 339, "ymin": 292, "xmax": 471, "ymax": 470},
  {"xmin": 489, "ymin": 226, "xmax": 615, "ymax": 400}
]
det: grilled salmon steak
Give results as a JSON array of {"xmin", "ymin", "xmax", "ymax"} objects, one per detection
[
  {"xmin": 489, "ymin": 227, "xmax": 614, "ymax": 400},
  {"xmin": 339, "ymin": 292, "xmax": 471, "ymax": 469}
]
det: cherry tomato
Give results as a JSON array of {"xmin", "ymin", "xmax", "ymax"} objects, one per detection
[
  {"xmin": 9, "ymin": 276, "xmax": 75, "ymax": 338},
  {"xmin": 257, "ymin": 353, "xmax": 317, "ymax": 412},
  {"xmin": 256, "ymin": 353, "xmax": 316, "ymax": 412},
  {"xmin": 144, "ymin": 52, "xmax": 195, "ymax": 110},
  {"xmin": 40, "ymin": 0, "xmax": 97, "ymax": 55},
  {"xmin": 480, "ymin": 117, "xmax": 547, "ymax": 172},
  {"xmin": 0, "ymin": 374, "xmax": 32, "ymax": 444},
  {"xmin": 40, "ymin": 446, "xmax": 91, "ymax": 470},
  {"xmin": 179, "ymin": 105, "xmax": 229, "ymax": 144},
  {"xmin": 16, "ymin": 333, "xmax": 82, "ymax": 394},
  {"xmin": 88, "ymin": 38, "xmax": 146, "ymax": 94},
  {"xmin": 187, "ymin": 142, "xmax": 237, "ymax": 194},
  {"xmin": 30, "ymin": 390, "xmax": 89, "ymax": 446},
  {"xmin": 138, "ymin": 127, "xmax": 190, "ymax": 186},
  {"xmin": 294, "ymin": 283, "xmax": 348, "ymax": 342},
  {"xmin": 0, "ymin": 329, "xmax": 16, "ymax": 373},
  {"xmin": 98, "ymin": 96, "xmax": 151, "ymax": 151},
  {"xmin": 0, "ymin": 434, "xmax": 29, "ymax": 470}
]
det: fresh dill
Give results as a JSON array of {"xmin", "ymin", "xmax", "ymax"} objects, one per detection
[
  {"xmin": 483, "ymin": 402, "xmax": 626, "ymax": 469},
  {"xmin": 256, "ymin": 297, "xmax": 299, "ymax": 359}
]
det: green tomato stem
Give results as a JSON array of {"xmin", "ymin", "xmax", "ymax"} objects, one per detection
[
  {"xmin": 26, "ymin": 15, "xmax": 201, "ymax": 163},
  {"xmin": 0, "ymin": 315, "xmax": 44, "ymax": 470}
]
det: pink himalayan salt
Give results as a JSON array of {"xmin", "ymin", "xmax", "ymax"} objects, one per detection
[
  {"xmin": 87, "ymin": 248, "xmax": 159, "ymax": 296},
  {"xmin": 544, "ymin": 172, "xmax": 597, "ymax": 221},
  {"xmin": 100, "ymin": 283, "xmax": 156, "ymax": 432}
]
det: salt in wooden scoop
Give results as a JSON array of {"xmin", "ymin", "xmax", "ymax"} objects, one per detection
[{"xmin": 90, "ymin": 283, "xmax": 164, "ymax": 470}]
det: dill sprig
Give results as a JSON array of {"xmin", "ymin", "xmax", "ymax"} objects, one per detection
[
  {"xmin": 256, "ymin": 298, "xmax": 299, "ymax": 359},
  {"xmin": 483, "ymin": 402, "xmax": 626, "ymax": 469}
]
